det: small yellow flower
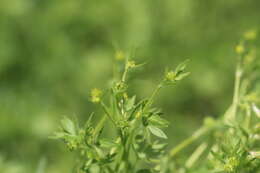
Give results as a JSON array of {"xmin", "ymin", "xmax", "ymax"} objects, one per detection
[
  {"xmin": 165, "ymin": 71, "xmax": 176, "ymax": 82},
  {"xmin": 90, "ymin": 88, "xmax": 102, "ymax": 103},
  {"xmin": 115, "ymin": 50, "xmax": 125, "ymax": 61},
  {"xmin": 235, "ymin": 44, "xmax": 245, "ymax": 54},
  {"xmin": 244, "ymin": 30, "xmax": 257, "ymax": 40},
  {"xmin": 126, "ymin": 60, "xmax": 136, "ymax": 68}
]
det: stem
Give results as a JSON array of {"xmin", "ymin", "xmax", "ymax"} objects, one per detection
[
  {"xmin": 231, "ymin": 56, "xmax": 243, "ymax": 120},
  {"xmin": 93, "ymin": 115, "xmax": 107, "ymax": 140},
  {"xmin": 185, "ymin": 142, "xmax": 208, "ymax": 168},
  {"xmin": 245, "ymin": 104, "xmax": 251, "ymax": 129},
  {"xmin": 100, "ymin": 102, "xmax": 117, "ymax": 127},
  {"xmin": 121, "ymin": 57, "xmax": 129, "ymax": 83},
  {"xmin": 169, "ymin": 126, "xmax": 208, "ymax": 158},
  {"xmin": 143, "ymin": 82, "xmax": 163, "ymax": 113}
]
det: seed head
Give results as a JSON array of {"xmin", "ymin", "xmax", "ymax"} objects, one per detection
[{"xmin": 90, "ymin": 88, "xmax": 102, "ymax": 103}]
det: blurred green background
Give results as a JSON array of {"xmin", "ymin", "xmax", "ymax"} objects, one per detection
[{"xmin": 0, "ymin": 0, "xmax": 260, "ymax": 172}]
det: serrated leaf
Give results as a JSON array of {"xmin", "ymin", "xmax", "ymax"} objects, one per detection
[{"xmin": 148, "ymin": 126, "xmax": 168, "ymax": 139}]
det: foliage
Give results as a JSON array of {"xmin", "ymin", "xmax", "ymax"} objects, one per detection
[
  {"xmin": 53, "ymin": 57, "xmax": 189, "ymax": 173},
  {"xmin": 53, "ymin": 32, "xmax": 260, "ymax": 173}
]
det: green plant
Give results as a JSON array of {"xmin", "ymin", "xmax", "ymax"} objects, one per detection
[
  {"xmin": 52, "ymin": 55, "xmax": 189, "ymax": 173},
  {"xmin": 53, "ymin": 30, "xmax": 260, "ymax": 173},
  {"xmin": 165, "ymin": 30, "xmax": 260, "ymax": 173}
]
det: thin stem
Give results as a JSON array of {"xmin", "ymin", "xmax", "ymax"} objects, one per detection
[
  {"xmin": 121, "ymin": 57, "xmax": 129, "ymax": 83},
  {"xmin": 170, "ymin": 126, "xmax": 208, "ymax": 158},
  {"xmin": 143, "ymin": 82, "xmax": 163, "ymax": 113},
  {"xmin": 231, "ymin": 56, "xmax": 243, "ymax": 120},
  {"xmin": 100, "ymin": 102, "xmax": 117, "ymax": 127},
  {"xmin": 245, "ymin": 104, "xmax": 251, "ymax": 129},
  {"xmin": 185, "ymin": 142, "xmax": 208, "ymax": 168},
  {"xmin": 93, "ymin": 115, "xmax": 107, "ymax": 139}
]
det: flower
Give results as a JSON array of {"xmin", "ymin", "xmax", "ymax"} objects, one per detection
[
  {"xmin": 165, "ymin": 71, "xmax": 176, "ymax": 82},
  {"xmin": 90, "ymin": 88, "xmax": 102, "ymax": 103},
  {"xmin": 235, "ymin": 44, "xmax": 245, "ymax": 54},
  {"xmin": 115, "ymin": 50, "xmax": 125, "ymax": 61}
]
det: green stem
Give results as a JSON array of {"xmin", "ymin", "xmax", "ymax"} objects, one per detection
[
  {"xmin": 100, "ymin": 102, "xmax": 117, "ymax": 127},
  {"xmin": 169, "ymin": 126, "xmax": 208, "ymax": 158},
  {"xmin": 231, "ymin": 57, "xmax": 243, "ymax": 120},
  {"xmin": 245, "ymin": 104, "xmax": 251, "ymax": 129},
  {"xmin": 185, "ymin": 142, "xmax": 208, "ymax": 168},
  {"xmin": 121, "ymin": 57, "xmax": 129, "ymax": 83},
  {"xmin": 143, "ymin": 82, "xmax": 163, "ymax": 113}
]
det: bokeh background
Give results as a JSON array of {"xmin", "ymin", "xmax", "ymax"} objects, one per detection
[{"xmin": 0, "ymin": 0, "xmax": 260, "ymax": 172}]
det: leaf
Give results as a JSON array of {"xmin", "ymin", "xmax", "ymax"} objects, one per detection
[
  {"xmin": 49, "ymin": 132, "xmax": 66, "ymax": 139},
  {"xmin": 252, "ymin": 104, "xmax": 260, "ymax": 118},
  {"xmin": 238, "ymin": 126, "xmax": 249, "ymax": 139},
  {"xmin": 175, "ymin": 59, "xmax": 190, "ymax": 74},
  {"xmin": 125, "ymin": 95, "xmax": 136, "ymax": 111},
  {"xmin": 61, "ymin": 117, "xmax": 76, "ymax": 135},
  {"xmin": 148, "ymin": 115, "xmax": 169, "ymax": 127},
  {"xmin": 99, "ymin": 138, "xmax": 118, "ymax": 148},
  {"xmin": 148, "ymin": 126, "xmax": 168, "ymax": 139},
  {"xmin": 152, "ymin": 142, "xmax": 167, "ymax": 150},
  {"xmin": 136, "ymin": 169, "xmax": 152, "ymax": 173},
  {"xmin": 175, "ymin": 72, "xmax": 190, "ymax": 81},
  {"xmin": 85, "ymin": 112, "xmax": 94, "ymax": 129}
]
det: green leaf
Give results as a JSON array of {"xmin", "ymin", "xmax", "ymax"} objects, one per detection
[
  {"xmin": 175, "ymin": 59, "xmax": 190, "ymax": 74},
  {"xmin": 152, "ymin": 142, "xmax": 167, "ymax": 150},
  {"xmin": 61, "ymin": 117, "xmax": 76, "ymax": 135},
  {"xmin": 50, "ymin": 132, "xmax": 66, "ymax": 139},
  {"xmin": 148, "ymin": 126, "xmax": 168, "ymax": 139},
  {"xmin": 175, "ymin": 71, "xmax": 190, "ymax": 81},
  {"xmin": 85, "ymin": 112, "xmax": 94, "ymax": 129},
  {"xmin": 148, "ymin": 115, "xmax": 169, "ymax": 127},
  {"xmin": 99, "ymin": 138, "xmax": 118, "ymax": 148},
  {"xmin": 136, "ymin": 169, "xmax": 152, "ymax": 173},
  {"xmin": 125, "ymin": 95, "xmax": 136, "ymax": 111}
]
